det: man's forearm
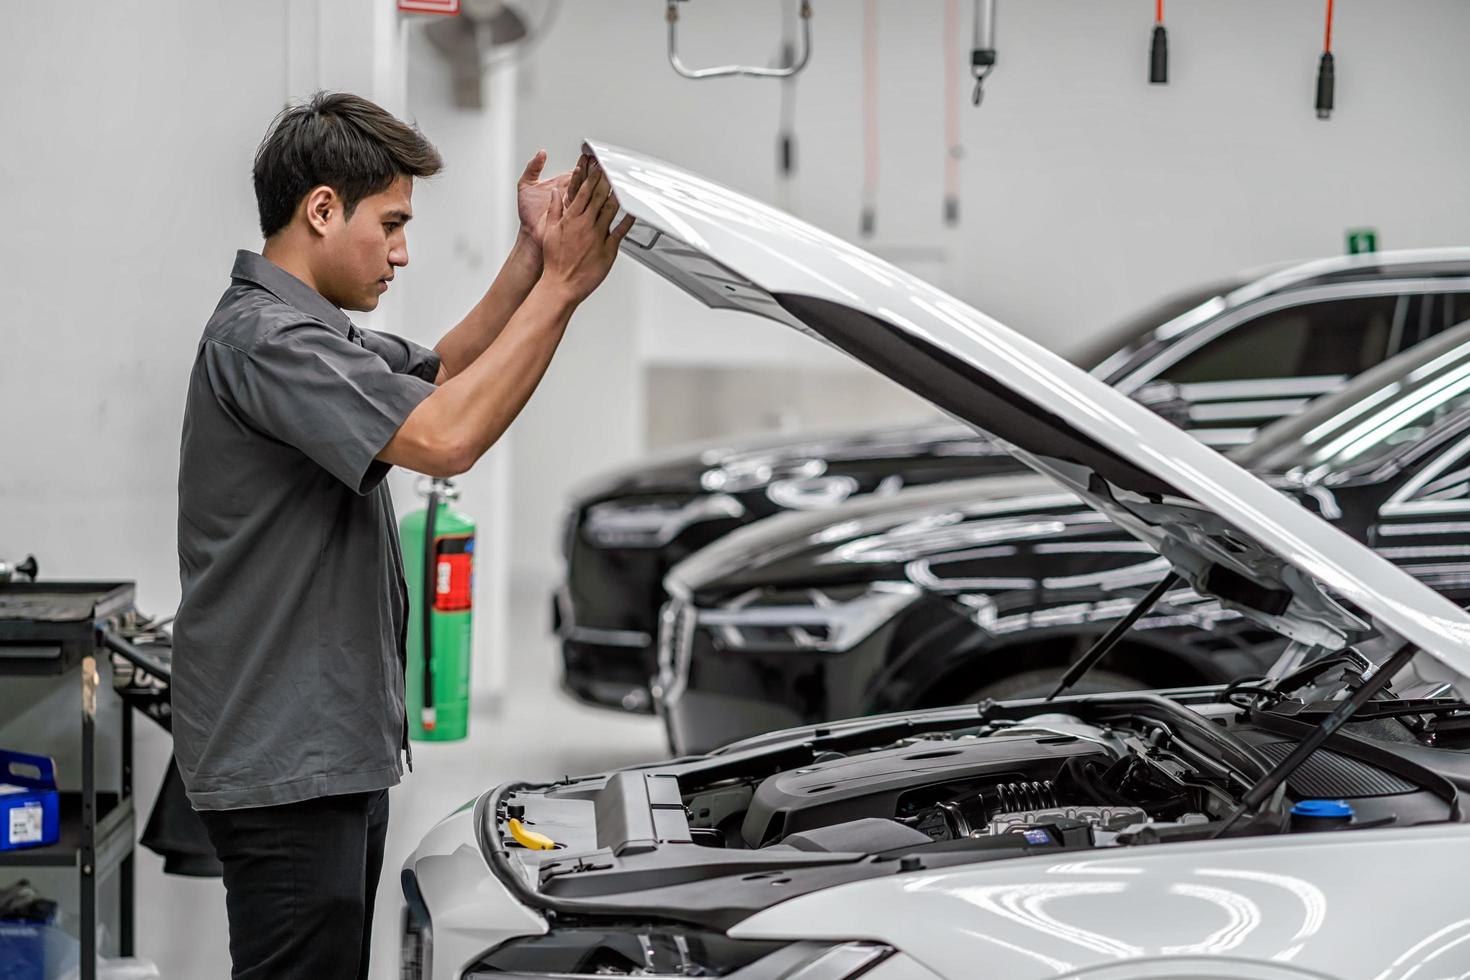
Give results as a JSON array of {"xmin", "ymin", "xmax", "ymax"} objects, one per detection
[
  {"xmin": 381, "ymin": 281, "xmax": 578, "ymax": 476},
  {"xmin": 432, "ymin": 232, "xmax": 543, "ymax": 381}
]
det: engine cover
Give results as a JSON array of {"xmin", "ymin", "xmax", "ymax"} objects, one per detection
[{"xmin": 740, "ymin": 733, "xmax": 1110, "ymax": 847}]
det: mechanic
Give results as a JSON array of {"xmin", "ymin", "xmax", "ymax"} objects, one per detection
[{"xmin": 173, "ymin": 92, "xmax": 629, "ymax": 979}]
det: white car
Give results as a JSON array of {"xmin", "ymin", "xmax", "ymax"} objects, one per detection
[{"xmin": 401, "ymin": 143, "xmax": 1470, "ymax": 980}]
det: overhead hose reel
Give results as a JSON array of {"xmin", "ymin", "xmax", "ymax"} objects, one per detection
[{"xmin": 666, "ymin": 0, "xmax": 813, "ymax": 80}]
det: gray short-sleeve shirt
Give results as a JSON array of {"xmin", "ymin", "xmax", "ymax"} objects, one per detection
[{"xmin": 175, "ymin": 250, "xmax": 440, "ymax": 810}]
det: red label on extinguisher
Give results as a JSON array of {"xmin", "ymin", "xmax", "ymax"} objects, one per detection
[{"xmin": 433, "ymin": 534, "xmax": 474, "ymax": 612}]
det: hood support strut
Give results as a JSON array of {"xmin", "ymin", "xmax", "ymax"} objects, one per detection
[
  {"xmin": 1213, "ymin": 639, "xmax": 1419, "ymax": 837},
  {"xmin": 1045, "ymin": 572, "xmax": 1181, "ymax": 702}
]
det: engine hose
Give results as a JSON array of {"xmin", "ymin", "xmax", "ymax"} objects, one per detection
[
  {"xmin": 421, "ymin": 483, "xmax": 441, "ymax": 728},
  {"xmin": 988, "ymin": 780, "xmax": 1057, "ymax": 813}
]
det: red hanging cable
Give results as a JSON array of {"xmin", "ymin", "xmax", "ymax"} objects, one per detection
[
  {"xmin": 1156, "ymin": 0, "xmax": 1164, "ymax": 25},
  {"xmin": 1323, "ymin": 0, "xmax": 1334, "ymax": 52}
]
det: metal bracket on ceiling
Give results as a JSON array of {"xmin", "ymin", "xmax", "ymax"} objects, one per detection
[{"xmin": 666, "ymin": 0, "xmax": 813, "ymax": 80}]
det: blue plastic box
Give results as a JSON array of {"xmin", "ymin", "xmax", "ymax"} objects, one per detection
[
  {"xmin": 0, "ymin": 751, "xmax": 60, "ymax": 852},
  {"xmin": 0, "ymin": 915, "xmax": 62, "ymax": 980}
]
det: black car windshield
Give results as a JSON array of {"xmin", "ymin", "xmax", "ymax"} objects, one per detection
[
  {"xmin": 1076, "ymin": 276, "xmax": 1258, "ymax": 376},
  {"xmin": 1236, "ymin": 319, "xmax": 1470, "ymax": 478},
  {"xmin": 1074, "ymin": 277, "xmax": 1253, "ymax": 374}
]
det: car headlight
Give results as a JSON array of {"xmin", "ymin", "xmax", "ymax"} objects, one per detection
[
  {"xmin": 701, "ymin": 457, "xmax": 824, "ymax": 493},
  {"xmin": 582, "ymin": 495, "xmax": 745, "ymax": 549},
  {"xmin": 766, "ymin": 475, "xmax": 860, "ymax": 510},
  {"xmin": 698, "ymin": 582, "xmax": 919, "ymax": 653},
  {"xmin": 462, "ymin": 928, "xmax": 892, "ymax": 978}
]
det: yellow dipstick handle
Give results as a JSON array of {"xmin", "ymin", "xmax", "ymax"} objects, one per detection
[{"xmin": 508, "ymin": 818, "xmax": 556, "ymax": 851}]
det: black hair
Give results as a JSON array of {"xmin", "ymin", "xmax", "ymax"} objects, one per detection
[{"xmin": 252, "ymin": 91, "xmax": 443, "ymax": 238}]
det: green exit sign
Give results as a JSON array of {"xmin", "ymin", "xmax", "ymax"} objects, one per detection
[{"xmin": 1347, "ymin": 228, "xmax": 1379, "ymax": 255}]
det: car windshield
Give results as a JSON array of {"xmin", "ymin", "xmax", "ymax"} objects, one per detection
[
  {"xmin": 1075, "ymin": 276, "xmax": 1252, "ymax": 374},
  {"xmin": 1236, "ymin": 319, "xmax": 1470, "ymax": 478}
]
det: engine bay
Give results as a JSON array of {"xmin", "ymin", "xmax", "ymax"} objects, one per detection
[
  {"xmin": 714, "ymin": 719, "xmax": 1198, "ymax": 852},
  {"xmin": 687, "ymin": 705, "xmax": 1449, "ymax": 857},
  {"xmin": 482, "ymin": 678, "xmax": 1470, "ymax": 930}
]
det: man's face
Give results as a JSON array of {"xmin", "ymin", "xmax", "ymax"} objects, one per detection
[{"xmin": 316, "ymin": 175, "xmax": 413, "ymax": 312}]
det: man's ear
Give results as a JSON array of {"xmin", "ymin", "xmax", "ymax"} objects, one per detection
[{"xmin": 303, "ymin": 185, "xmax": 338, "ymax": 238}]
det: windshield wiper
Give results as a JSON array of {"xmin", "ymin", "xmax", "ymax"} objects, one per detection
[
  {"xmin": 1212, "ymin": 639, "xmax": 1420, "ymax": 838},
  {"xmin": 1045, "ymin": 572, "xmax": 1181, "ymax": 701}
]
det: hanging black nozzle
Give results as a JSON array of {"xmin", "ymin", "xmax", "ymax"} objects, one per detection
[
  {"xmin": 970, "ymin": 0, "xmax": 997, "ymax": 106},
  {"xmin": 1149, "ymin": 24, "xmax": 1168, "ymax": 84},
  {"xmin": 1315, "ymin": 51, "xmax": 1335, "ymax": 119},
  {"xmin": 860, "ymin": 206, "xmax": 876, "ymax": 238},
  {"xmin": 970, "ymin": 47, "xmax": 996, "ymax": 106},
  {"xmin": 944, "ymin": 196, "xmax": 959, "ymax": 227}
]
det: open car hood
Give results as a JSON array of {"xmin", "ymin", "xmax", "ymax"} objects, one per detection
[{"xmin": 586, "ymin": 140, "xmax": 1470, "ymax": 671}]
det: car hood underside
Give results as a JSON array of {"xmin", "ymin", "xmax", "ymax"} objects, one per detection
[{"xmin": 585, "ymin": 139, "xmax": 1470, "ymax": 674}]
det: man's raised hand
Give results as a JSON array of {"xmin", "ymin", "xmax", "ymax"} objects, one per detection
[
  {"xmin": 540, "ymin": 160, "xmax": 635, "ymax": 304},
  {"xmin": 516, "ymin": 150, "xmax": 581, "ymax": 254}
]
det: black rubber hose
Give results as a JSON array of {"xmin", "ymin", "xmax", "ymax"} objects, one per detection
[
  {"xmin": 421, "ymin": 485, "xmax": 440, "ymax": 722},
  {"xmin": 1149, "ymin": 24, "xmax": 1168, "ymax": 84},
  {"xmin": 1315, "ymin": 51, "xmax": 1335, "ymax": 119}
]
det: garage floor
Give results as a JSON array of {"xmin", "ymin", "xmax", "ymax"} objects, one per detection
[{"xmin": 132, "ymin": 579, "xmax": 668, "ymax": 980}]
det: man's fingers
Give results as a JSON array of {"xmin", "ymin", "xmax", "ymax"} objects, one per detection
[
  {"xmin": 563, "ymin": 155, "xmax": 588, "ymax": 205},
  {"xmin": 547, "ymin": 181, "xmax": 563, "ymax": 221},
  {"xmin": 571, "ymin": 165, "xmax": 604, "ymax": 215},
  {"xmin": 589, "ymin": 175, "xmax": 614, "ymax": 214},
  {"xmin": 594, "ymin": 192, "xmax": 620, "ymax": 233},
  {"xmin": 610, "ymin": 213, "xmax": 636, "ymax": 243},
  {"xmin": 519, "ymin": 149, "xmax": 547, "ymax": 187}
]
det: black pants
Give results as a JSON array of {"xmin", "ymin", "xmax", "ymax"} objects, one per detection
[{"xmin": 199, "ymin": 790, "xmax": 390, "ymax": 980}]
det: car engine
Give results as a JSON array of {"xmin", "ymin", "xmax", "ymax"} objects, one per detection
[{"xmin": 675, "ymin": 713, "xmax": 1221, "ymax": 854}]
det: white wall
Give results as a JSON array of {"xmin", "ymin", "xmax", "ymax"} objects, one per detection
[
  {"xmin": 508, "ymin": 0, "xmax": 1470, "ymax": 581},
  {"xmin": 0, "ymin": 6, "xmax": 291, "ymax": 974},
  {"xmin": 0, "ymin": 3, "xmax": 518, "ymax": 975}
]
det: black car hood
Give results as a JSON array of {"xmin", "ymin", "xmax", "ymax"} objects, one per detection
[
  {"xmin": 567, "ymin": 419, "xmax": 990, "ymax": 502},
  {"xmin": 666, "ymin": 474, "xmax": 1075, "ymax": 594}
]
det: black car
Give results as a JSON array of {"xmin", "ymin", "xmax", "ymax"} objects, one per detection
[
  {"xmin": 656, "ymin": 317, "xmax": 1470, "ymax": 753},
  {"xmin": 556, "ymin": 250, "xmax": 1470, "ymax": 712}
]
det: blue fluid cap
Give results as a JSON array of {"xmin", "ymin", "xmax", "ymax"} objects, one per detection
[{"xmin": 1291, "ymin": 799, "xmax": 1354, "ymax": 819}]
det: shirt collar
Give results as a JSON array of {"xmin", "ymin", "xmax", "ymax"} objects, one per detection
[{"xmin": 231, "ymin": 250, "xmax": 355, "ymax": 337}]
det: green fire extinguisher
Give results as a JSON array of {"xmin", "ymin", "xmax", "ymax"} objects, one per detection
[{"xmin": 401, "ymin": 478, "xmax": 475, "ymax": 741}]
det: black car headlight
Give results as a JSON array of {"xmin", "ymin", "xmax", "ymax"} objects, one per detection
[
  {"xmin": 462, "ymin": 928, "xmax": 892, "ymax": 978},
  {"xmin": 583, "ymin": 495, "xmax": 745, "ymax": 549},
  {"xmin": 765, "ymin": 475, "xmax": 861, "ymax": 510},
  {"xmin": 698, "ymin": 583, "xmax": 919, "ymax": 653}
]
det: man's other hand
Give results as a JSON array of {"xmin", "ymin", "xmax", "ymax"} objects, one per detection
[
  {"xmin": 517, "ymin": 150, "xmax": 582, "ymax": 255},
  {"xmin": 540, "ymin": 160, "xmax": 634, "ymax": 304}
]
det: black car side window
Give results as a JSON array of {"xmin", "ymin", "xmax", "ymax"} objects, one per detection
[
  {"xmin": 1158, "ymin": 295, "xmax": 1400, "ymax": 385},
  {"xmin": 1440, "ymin": 292, "xmax": 1470, "ymax": 336}
]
